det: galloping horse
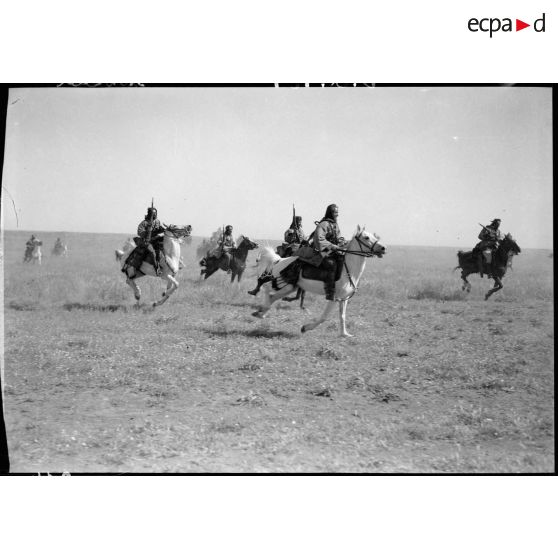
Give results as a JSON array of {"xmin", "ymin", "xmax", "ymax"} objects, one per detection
[
  {"xmin": 455, "ymin": 233, "xmax": 521, "ymax": 300},
  {"xmin": 121, "ymin": 224, "xmax": 192, "ymax": 306},
  {"xmin": 252, "ymin": 226, "xmax": 386, "ymax": 337},
  {"xmin": 199, "ymin": 236, "xmax": 259, "ymax": 282},
  {"xmin": 24, "ymin": 239, "xmax": 43, "ymax": 264}
]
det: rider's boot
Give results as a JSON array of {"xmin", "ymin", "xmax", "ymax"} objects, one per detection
[{"xmin": 324, "ymin": 273, "xmax": 336, "ymax": 301}]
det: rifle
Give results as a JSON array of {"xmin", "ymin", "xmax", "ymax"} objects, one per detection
[
  {"xmin": 291, "ymin": 203, "xmax": 296, "ymax": 229},
  {"xmin": 146, "ymin": 198, "xmax": 155, "ymax": 244}
]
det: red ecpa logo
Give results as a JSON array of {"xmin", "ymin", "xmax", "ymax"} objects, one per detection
[{"xmin": 468, "ymin": 13, "xmax": 546, "ymax": 37}]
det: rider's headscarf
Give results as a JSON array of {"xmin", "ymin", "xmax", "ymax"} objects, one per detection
[{"xmin": 322, "ymin": 204, "xmax": 338, "ymax": 222}]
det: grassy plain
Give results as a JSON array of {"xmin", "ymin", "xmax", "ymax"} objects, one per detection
[{"xmin": 2, "ymin": 230, "xmax": 554, "ymax": 472}]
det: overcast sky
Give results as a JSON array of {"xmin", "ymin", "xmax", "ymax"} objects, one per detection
[{"xmin": 1, "ymin": 86, "xmax": 552, "ymax": 248}]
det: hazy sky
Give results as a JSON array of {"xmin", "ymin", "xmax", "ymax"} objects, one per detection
[{"xmin": 1, "ymin": 86, "xmax": 553, "ymax": 248}]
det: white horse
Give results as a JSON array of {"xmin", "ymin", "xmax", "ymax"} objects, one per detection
[
  {"xmin": 115, "ymin": 237, "xmax": 136, "ymax": 262},
  {"xmin": 252, "ymin": 226, "xmax": 385, "ymax": 337},
  {"xmin": 24, "ymin": 239, "xmax": 43, "ymax": 265},
  {"xmin": 121, "ymin": 224, "xmax": 192, "ymax": 306}
]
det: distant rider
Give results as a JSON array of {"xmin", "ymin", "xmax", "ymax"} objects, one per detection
[
  {"xmin": 24, "ymin": 234, "xmax": 37, "ymax": 261},
  {"xmin": 283, "ymin": 216, "xmax": 306, "ymax": 256},
  {"xmin": 473, "ymin": 218, "xmax": 502, "ymax": 277},
  {"xmin": 248, "ymin": 216, "xmax": 307, "ymax": 296},
  {"xmin": 211, "ymin": 225, "xmax": 236, "ymax": 272}
]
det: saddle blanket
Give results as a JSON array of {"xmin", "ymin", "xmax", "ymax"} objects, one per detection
[{"xmin": 278, "ymin": 259, "xmax": 343, "ymax": 286}]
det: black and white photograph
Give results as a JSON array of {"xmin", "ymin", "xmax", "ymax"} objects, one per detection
[{"xmin": 0, "ymin": 84, "xmax": 553, "ymax": 473}]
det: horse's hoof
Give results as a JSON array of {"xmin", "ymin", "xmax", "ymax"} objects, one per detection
[{"xmin": 301, "ymin": 325, "xmax": 306, "ymax": 333}]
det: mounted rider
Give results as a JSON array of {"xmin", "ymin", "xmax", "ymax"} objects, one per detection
[
  {"xmin": 211, "ymin": 225, "xmax": 236, "ymax": 272},
  {"xmin": 473, "ymin": 218, "xmax": 502, "ymax": 277},
  {"xmin": 282, "ymin": 215, "xmax": 306, "ymax": 257},
  {"xmin": 248, "ymin": 209, "xmax": 306, "ymax": 296},
  {"xmin": 309, "ymin": 204, "xmax": 346, "ymax": 301},
  {"xmin": 133, "ymin": 204, "xmax": 164, "ymax": 276},
  {"xmin": 24, "ymin": 234, "xmax": 37, "ymax": 260}
]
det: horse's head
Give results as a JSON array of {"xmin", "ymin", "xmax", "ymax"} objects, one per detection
[
  {"xmin": 350, "ymin": 225, "xmax": 386, "ymax": 258},
  {"xmin": 164, "ymin": 224, "xmax": 192, "ymax": 240},
  {"xmin": 239, "ymin": 236, "xmax": 259, "ymax": 250},
  {"xmin": 502, "ymin": 233, "xmax": 521, "ymax": 255}
]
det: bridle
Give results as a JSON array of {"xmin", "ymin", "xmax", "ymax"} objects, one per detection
[
  {"xmin": 338, "ymin": 231, "xmax": 380, "ymax": 258},
  {"xmin": 164, "ymin": 225, "xmax": 192, "ymax": 239},
  {"xmin": 337, "ymin": 231, "xmax": 382, "ymax": 301}
]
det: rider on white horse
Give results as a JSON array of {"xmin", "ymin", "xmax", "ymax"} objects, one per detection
[
  {"xmin": 308, "ymin": 204, "xmax": 345, "ymax": 301},
  {"xmin": 133, "ymin": 206, "xmax": 163, "ymax": 276},
  {"xmin": 24, "ymin": 234, "xmax": 37, "ymax": 261}
]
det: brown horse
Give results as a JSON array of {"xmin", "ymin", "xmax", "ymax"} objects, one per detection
[
  {"xmin": 455, "ymin": 233, "xmax": 521, "ymax": 300},
  {"xmin": 199, "ymin": 236, "xmax": 259, "ymax": 282}
]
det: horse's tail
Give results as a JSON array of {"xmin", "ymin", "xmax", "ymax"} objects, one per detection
[
  {"xmin": 258, "ymin": 247, "xmax": 281, "ymax": 274},
  {"xmin": 454, "ymin": 251, "xmax": 464, "ymax": 272}
]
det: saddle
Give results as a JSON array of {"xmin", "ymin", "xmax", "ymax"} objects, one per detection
[
  {"xmin": 278, "ymin": 257, "xmax": 344, "ymax": 286},
  {"xmin": 125, "ymin": 246, "xmax": 159, "ymax": 271},
  {"xmin": 294, "ymin": 245, "xmax": 322, "ymax": 267},
  {"xmin": 301, "ymin": 260, "xmax": 344, "ymax": 282}
]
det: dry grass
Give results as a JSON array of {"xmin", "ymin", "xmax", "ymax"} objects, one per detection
[{"xmin": 2, "ymin": 231, "xmax": 554, "ymax": 472}]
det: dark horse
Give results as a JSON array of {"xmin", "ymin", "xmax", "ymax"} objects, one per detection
[
  {"xmin": 455, "ymin": 233, "xmax": 521, "ymax": 300},
  {"xmin": 199, "ymin": 236, "xmax": 259, "ymax": 282}
]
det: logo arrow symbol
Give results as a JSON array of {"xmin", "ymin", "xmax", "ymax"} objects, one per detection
[{"xmin": 516, "ymin": 19, "xmax": 530, "ymax": 31}]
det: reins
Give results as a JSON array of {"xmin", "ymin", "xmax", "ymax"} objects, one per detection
[{"xmin": 336, "ymin": 232, "xmax": 380, "ymax": 301}]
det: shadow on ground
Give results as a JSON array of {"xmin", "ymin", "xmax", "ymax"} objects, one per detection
[
  {"xmin": 203, "ymin": 327, "xmax": 299, "ymax": 339},
  {"xmin": 62, "ymin": 302, "xmax": 130, "ymax": 312}
]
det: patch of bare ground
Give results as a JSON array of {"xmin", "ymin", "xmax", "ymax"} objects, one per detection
[{"xmin": 2, "ymin": 235, "xmax": 553, "ymax": 472}]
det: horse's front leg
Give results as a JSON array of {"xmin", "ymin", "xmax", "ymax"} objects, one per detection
[
  {"xmin": 153, "ymin": 275, "xmax": 178, "ymax": 307},
  {"xmin": 338, "ymin": 299, "xmax": 352, "ymax": 337},
  {"xmin": 126, "ymin": 278, "xmax": 141, "ymax": 304},
  {"xmin": 301, "ymin": 300, "xmax": 336, "ymax": 333},
  {"xmin": 461, "ymin": 271, "xmax": 471, "ymax": 293},
  {"xmin": 485, "ymin": 277, "xmax": 503, "ymax": 301}
]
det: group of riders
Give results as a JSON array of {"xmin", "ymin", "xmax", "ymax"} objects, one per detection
[
  {"xmin": 25, "ymin": 205, "xmax": 505, "ymax": 296},
  {"xmin": 23, "ymin": 235, "xmax": 66, "ymax": 261}
]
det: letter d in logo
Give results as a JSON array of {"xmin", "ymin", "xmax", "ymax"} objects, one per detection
[{"xmin": 534, "ymin": 13, "xmax": 546, "ymax": 32}]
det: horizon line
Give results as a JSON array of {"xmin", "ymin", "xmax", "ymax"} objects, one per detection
[{"xmin": 1, "ymin": 228, "xmax": 552, "ymax": 251}]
